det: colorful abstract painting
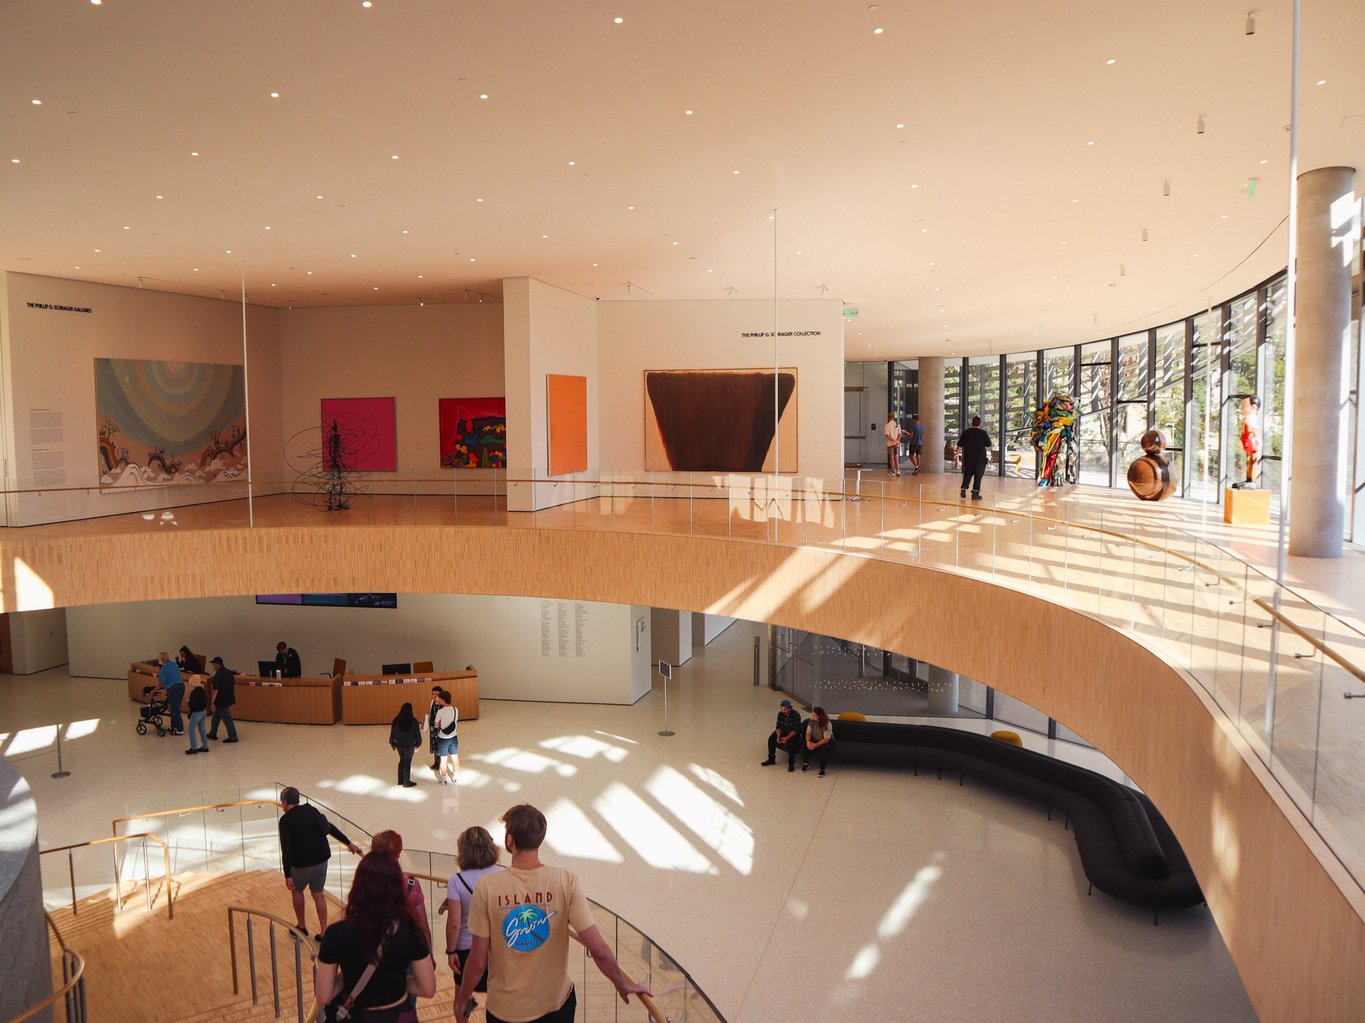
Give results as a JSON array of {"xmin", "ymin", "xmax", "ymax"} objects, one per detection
[
  {"xmin": 95, "ymin": 358, "xmax": 247, "ymax": 487},
  {"xmin": 439, "ymin": 397, "xmax": 506, "ymax": 468},
  {"xmin": 547, "ymin": 374, "xmax": 588, "ymax": 475},
  {"xmin": 321, "ymin": 397, "xmax": 397, "ymax": 472},
  {"xmin": 644, "ymin": 368, "xmax": 798, "ymax": 472}
]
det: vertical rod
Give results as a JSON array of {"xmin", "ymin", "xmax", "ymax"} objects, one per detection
[
  {"xmin": 1266, "ymin": 0, "xmax": 1302, "ymax": 738},
  {"xmin": 270, "ymin": 924, "xmax": 280, "ymax": 1017},
  {"xmin": 68, "ymin": 852, "xmax": 76, "ymax": 916},
  {"xmin": 240, "ymin": 261, "xmax": 255, "ymax": 528},
  {"xmin": 294, "ymin": 935, "xmax": 304, "ymax": 1023},
  {"xmin": 143, "ymin": 837, "xmax": 152, "ymax": 913},
  {"xmin": 773, "ymin": 208, "xmax": 780, "ymax": 512},
  {"xmin": 230, "ymin": 910, "xmax": 240, "ymax": 995},
  {"xmin": 248, "ymin": 916, "xmax": 259, "ymax": 1004}
]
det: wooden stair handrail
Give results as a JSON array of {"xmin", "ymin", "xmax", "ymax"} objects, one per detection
[
  {"xmin": 40, "ymin": 831, "xmax": 174, "ymax": 920},
  {"xmin": 111, "ymin": 797, "xmax": 284, "ymax": 837}
]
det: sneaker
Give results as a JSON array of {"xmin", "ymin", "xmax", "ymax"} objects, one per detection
[
  {"xmin": 402, "ymin": 781, "xmax": 417, "ymax": 788},
  {"xmin": 819, "ymin": 769, "xmax": 827, "ymax": 778},
  {"xmin": 313, "ymin": 933, "xmax": 323, "ymax": 943},
  {"xmin": 787, "ymin": 763, "xmax": 795, "ymax": 772},
  {"xmin": 959, "ymin": 488, "xmax": 966, "ymax": 499},
  {"xmin": 170, "ymin": 729, "xmax": 185, "ymax": 736},
  {"xmin": 199, "ymin": 747, "xmax": 209, "ymax": 753},
  {"xmin": 760, "ymin": 758, "xmax": 776, "ymax": 766},
  {"xmin": 801, "ymin": 762, "xmax": 810, "ymax": 772},
  {"xmin": 206, "ymin": 734, "xmax": 218, "ymax": 741},
  {"xmin": 185, "ymin": 749, "xmax": 198, "ymax": 755},
  {"xmin": 972, "ymin": 493, "xmax": 983, "ymax": 500},
  {"xmin": 222, "ymin": 737, "xmax": 239, "ymax": 744}
]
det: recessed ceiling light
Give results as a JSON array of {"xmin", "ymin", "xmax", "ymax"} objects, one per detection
[
  {"xmin": 73, "ymin": 265, "xmax": 80, "ymax": 269},
  {"xmin": 796, "ymin": 250, "xmax": 802, "ymax": 255},
  {"xmin": 613, "ymin": 16, "xmax": 623, "ymax": 24},
  {"xmin": 479, "ymin": 93, "xmax": 489, "ymax": 100},
  {"xmin": 373, "ymin": 286, "xmax": 379, "ymax": 290},
  {"xmin": 401, "ymin": 229, "xmax": 408, "ymax": 234},
  {"xmin": 1259, "ymin": 159, "xmax": 1268, "ymax": 165},
  {"xmin": 225, "ymin": 249, "xmax": 232, "ymax": 253},
  {"xmin": 9, "ymin": 158, "xmax": 19, "ymax": 164},
  {"xmin": 920, "ymin": 228, "xmax": 928, "ymax": 233},
  {"xmin": 1071, "ymin": 198, "xmax": 1079, "ymax": 203},
  {"xmin": 193, "ymin": 267, "xmax": 199, "ymax": 272},
  {"xmin": 475, "ymin": 197, "xmax": 484, "ymax": 203},
  {"xmin": 592, "ymin": 262, "xmax": 599, "ymax": 267},
  {"xmin": 732, "ymin": 169, "xmax": 740, "ymax": 175},
  {"xmin": 873, "ymin": 27, "xmax": 884, "ymax": 35},
  {"xmin": 684, "ymin": 109, "xmax": 694, "ymax": 116},
  {"xmin": 306, "ymin": 271, "xmax": 313, "ymax": 275},
  {"xmin": 1105, "ymin": 58, "xmax": 1116, "ymax": 65},
  {"xmin": 122, "ymin": 225, "xmax": 130, "ymax": 230},
  {"xmin": 361, "ymin": 1, "xmax": 372, "ymax": 7},
  {"xmin": 264, "ymin": 225, "xmax": 271, "ymax": 230},
  {"xmin": 627, "ymin": 204, "xmax": 635, "ymax": 210},
  {"xmin": 707, "ymin": 268, "xmax": 713, "ymax": 272},
  {"xmin": 896, "ymin": 122, "xmax": 905, "ymax": 129},
  {"xmin": 31, "ymin": 99, "xmax": 41, "ymax": 106},
  {"xmin": 191, "ymin": 151, "xmax": 200, "ymax": 156},
  {"xmin": 568, "ymin": 160, "xmax": 575, "ymax": 166},
  {"xmin": 350, "ymin": 253, "xmax": 357, "ymax": 258},
  {"xmin": 1086, "ymin": 140, "xmax": 1095, "ymax": 146},
  {"xmin": 391, "ymin": 154, "xmax": 399, "ymax": 160},
  {"xmin": 910, "ymin": 183, "xmax": 918, "ymax": 189},
  {"xmin": 672, "ymin": 240, "xmax": 679, "ymax": 246},
  {"xmin": 94, "ymin": 248, "xmax": 100, "ymax": 252},
  {"xmin": 1316, "ymin": 79, "xmax": 1326, "ymax": 86},
  {"xmin": 270, "ymin": 91, "xmax": 280, "ymax": 98},
  {"xmin": 469, "ymin": 257, "xmax": 476, "ymax": 262},
  {"xmin": 90, "ymin": 0, "xmax": 102, "ymax": 5},
  {"xmin": 155, "ymin": 193, "xmax": 163, "ymax": 199},
  {"xmin": 1220, "ymin": 214, "xmax": 1228, "ymax": 219},
  {"xmin": 542, "ymin": 234, "xmax": 549, "ymax": 239},
  {"xmin": 417, "ymin": 274, "xmax": 423, "ymax": 279},
  {"xmin": 315, "ymin": 194, "xmax": 324, "ymax": 199}
]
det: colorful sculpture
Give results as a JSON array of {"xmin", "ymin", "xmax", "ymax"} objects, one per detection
[
  {"xmin": 1230, "ymin": 395, "xmax": 1262, "ymax": 489},
  {"xmin": 1031, "ymin": 392, "xmax": 1077, "ymax": 487},
  {"xmin": 1126, "ymin": 429, "xmax": 1176, "ymax": 501}
]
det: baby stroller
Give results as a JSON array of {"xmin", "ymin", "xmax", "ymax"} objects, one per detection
[{"xmin": 136, "ymin": 685, "xmax": 169, "ymax": 736}]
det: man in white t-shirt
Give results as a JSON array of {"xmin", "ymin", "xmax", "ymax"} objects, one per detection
[
  {"xmin": 884, "ymin": 412, "xmax": 903, "ymax": 477},
  {"xmin": 454, "ymin": 804, "xmax": 650, "ymax": 1023}
]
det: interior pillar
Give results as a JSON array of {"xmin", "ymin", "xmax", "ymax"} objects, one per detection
[{"xmin": 919, "ymin": 357, "xmax": 944, "ymax": 474}]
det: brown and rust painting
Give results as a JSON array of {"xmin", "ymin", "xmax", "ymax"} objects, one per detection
[{"xmin": 644, "ymin": 369, "xmax": 797, "ymax": 472}]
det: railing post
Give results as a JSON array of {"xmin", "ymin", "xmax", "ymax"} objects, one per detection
[
  {"xmin": 68, "ymin": 852, "xmax": 77, "ymax": 916},
  {"xmin": 294, "ymin": 937, "xmax": 304, "ymax": 1023},
  {"xmin": 230, "ymin": 909, "xmax": 240, "ymax": 995},
  {"xmin": 143, "ymin": 836, "xmax": 152, "ymax": 913},
  {"xmin": 270, "ymin": 923, "xmax": 281, "ymax": 1018},
  {"xmin": 248, "ymin": 916, "xmax": 259, "ymax": 1004}
]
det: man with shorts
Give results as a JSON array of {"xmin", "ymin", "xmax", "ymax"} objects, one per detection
[
  {"xmin": 883, "ymin": 411, "xmax": 903, "ymax": 477},
  {"xmin": 277, "ymin": 786, "xmax": 362, "ymax": 939},
  {"xmin": 453, "ymin": 804, "xmax": 649, "ymax": 1023},
  {"xmin": 907, "ymin": 413, "xmax": 924, "ymax": 475}
]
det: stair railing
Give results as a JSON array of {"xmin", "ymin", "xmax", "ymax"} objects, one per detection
[
  {"xmin": 5, "ymin": 913, "xmax": 87, "ymax": 1023},
  {"xmin": 227, "ymin": 906, "xmax": 316, "ymax": 1023},
  {"xmin": 40, "ymin": 831, "xmax": 174, "ymax": 919}
]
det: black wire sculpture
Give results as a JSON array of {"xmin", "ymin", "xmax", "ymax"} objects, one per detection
[{"xmin": 286, "ymin": 416, "xmax": 378, "ymax": 512}]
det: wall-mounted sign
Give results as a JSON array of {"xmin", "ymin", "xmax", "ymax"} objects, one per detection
[
  {"xmin": 27, "ymin": 301, "xmax": 92, "ymax": 314},
  {"xmin": 739, "ymin": 329, "xmax": 822, "ymax": 338},
  {"xmin": 842, "ymin": 307, "xmax": 859, "ymax": 320}
]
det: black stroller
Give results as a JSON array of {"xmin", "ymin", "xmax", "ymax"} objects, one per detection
[{"xmin": 136, "ymin": 685, "xmax": 169, "ymax": 736}]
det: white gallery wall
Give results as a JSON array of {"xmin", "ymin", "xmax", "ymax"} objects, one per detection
[
  {"xmin": 66, "ymin": 593, "xmax": 652, "ymax": 705},
  {"xmin": 277, "ymin": 302, "xmax": 504, "ymax": 488},
  {"xmin": 0, "ymin": 272, "xmax": 284, "ymax": 525},
  {"xmin": 4, "ymin": 609, "xmax": 68, "ymax": 675},
  {"xmin": 596, "ymin": 298, "xmax": 845, "ymax": 480},
  {"xmin": 502, "ymin": 277, "xmax": 600, "ymax": 511}
]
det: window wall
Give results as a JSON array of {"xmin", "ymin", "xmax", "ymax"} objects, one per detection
[{"xmin": 895, "ymin": 270, "xmax": 1302, "ymax": 506}]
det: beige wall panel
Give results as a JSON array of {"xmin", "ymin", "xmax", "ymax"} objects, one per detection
[{"xmin": 1, "ymin": 525, "xmax": 1363, "ymax": 1021}]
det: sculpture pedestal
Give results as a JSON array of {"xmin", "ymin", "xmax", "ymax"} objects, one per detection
[{"xmin": 1224, "ymin": 487, "xmax": 1270, "ymax": 525}]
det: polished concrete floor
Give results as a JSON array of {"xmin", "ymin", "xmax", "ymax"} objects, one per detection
[{"xmin": 4, "ymin": 622, "xmax": 1256, "ymax": 1023}]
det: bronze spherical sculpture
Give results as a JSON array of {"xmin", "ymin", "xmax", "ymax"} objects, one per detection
[{"xmin": 1127, "ymin": 430, "xmax": 1176, "ymax": 501}]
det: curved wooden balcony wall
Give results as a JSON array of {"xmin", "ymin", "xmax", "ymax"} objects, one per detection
[{"xmin": 2, "ymin": 523, "xmax": 1362, "ymax": 1022}]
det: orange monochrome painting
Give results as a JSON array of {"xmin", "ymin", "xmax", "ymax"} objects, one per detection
[{"xmin": 546, "ymin": 374, "xmax": 588, "ymax": 476}]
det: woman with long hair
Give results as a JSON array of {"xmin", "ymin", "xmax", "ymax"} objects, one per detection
[
  {"xmin": 440, "ymin": 826, "xmax": 502, "ymax": 1019},
  {"xmin": 388, "ymin": 703, "xmax": 421, "ymax": 788},
  {"xmin": 370, "ymin": 830, "xmax": 432, "ymax": 949},
  {"xmin": 433, "ymin": 690, "xmax": 459, "ymax": 785},
  {"xmin": 316, "ymin": 852, "xmax": 435, "ymax": 1021},
  {"xmin": 803, "ymin": 706, "xmax": 834, "ymax": 777}
]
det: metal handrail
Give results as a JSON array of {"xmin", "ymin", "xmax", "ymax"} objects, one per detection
[
  {"xmin": 4, "ymin": 913, "xmax": 86, "ymax": 1023},
  {"xmin": 40, "ymin": 831, "xmax": 174, "ymax": 920},
  {"xmin": 405, "ymin": 870, "xmax": 670, "ymax": 1023},
  {"xmin": 227, "ymin": 906, "xmax": 316, "ymax": 1023}
]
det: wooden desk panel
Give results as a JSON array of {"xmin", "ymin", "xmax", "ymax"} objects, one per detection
[
  {"xmin": 341, "ymin": 671, "xmax": 479, "ymax": 724},
  {"xmin": 229, "ymin": 675, "xmax": 340, "ymax": 725}
]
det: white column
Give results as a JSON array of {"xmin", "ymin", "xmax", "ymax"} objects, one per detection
[{"xmin": 919, "ymin": 357, "xmax": 945, "ymax": 473}]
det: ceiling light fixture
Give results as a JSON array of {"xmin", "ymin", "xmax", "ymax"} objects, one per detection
[
  {"xmin": 732, "ymin": 170, "xmax": 740, "ymax": 175},
  {"xmin": 685, "ymin": 109, "xmax": 694, "ymax": 116},
  {"xmin": 225, "ymin": 249, "xmax": 232, "ymax": 254},
  {"xmin": 1163, "ymin": 180, "xmax": 1171, "ymax": 196},
  {"xmin": 613, "ymin": 16, "xmax": 623, "ymax": 24},
  {"xmin": 31, "ymin": 99, "xmax": 41, "ymax": 106},
  {"xmin": 264, "ymin": 225, "xmax": 271, "ymax": 230},
  {"xmin": 191, "ymin": 151, "xmax": 200, "ymax": 156},
  {"xmin": 1245, "ymin": 11, "xmax": 1256, "ymax": 35},
  {"xmin": 1086, "ymin": 139, "xmax": 1095, "ymax": 146},
  {"xmin": 10, "ymin": 158, "xmax": 19, "ymax": 164},
  {"xmin": 362, "ymin": 1, "xmax": 372, "ymax": 7},
  {"xmin": 1196, "ymin": 114, "xmax": 1206, "ymax": 134},
  {"xmin": 1105, "ymin": 58, "xmax": 1116, "ymax": 65},
  {"xmin": 391, "ymin": 154, "xmax": 399, "ymax": 159},
  {"xmin": 155, "ymin": 193, "xmax": 163, "ymax": 199},
  {"xmin": 316, "ymin": 194, "xmax": 323, "ymax": 199},
  {"xmin": 1142, "ymin": 227, "xmax": 1149, "ymax": 241},
  {"xmin": 350, "ymin": 253, "xmax": 357, "ymax": 258},
  {"xmin": 270, "ymin": 91, "xmax": 280, "ymax": 98},
  {"xmin": 873, "ymin": 27, "xmax": 884, "ymax": 35},
  {"xmin": 476, "ymin": 197, "xmax": 483, "ymax": 202},
  {"xmin": 306, "ymin": 271, "xmax": 313, "ymax": 275},
  {"xmin": 1315, "ymin": 79, "xmax": 1326, "ymax": 86},
  {"xmin": 479, "ymin": 93, "xmax": 489, "ymax": 100}
]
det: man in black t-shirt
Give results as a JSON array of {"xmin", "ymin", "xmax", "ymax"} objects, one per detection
[
  {"xmin": 278, "ymin": 786, "xmax": 363, "ymax": 939},
  {"xmin": 956, "ymin": 415, "xmax": 994, "ymax": 501},
  {"xmin": 206, "ymin": 656, "xmax": 239, "ymax": 742}
]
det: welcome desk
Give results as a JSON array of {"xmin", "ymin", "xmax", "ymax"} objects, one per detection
[{"xmin": 127, "ymin": 662, "xmax": 479, "ymax": 726}]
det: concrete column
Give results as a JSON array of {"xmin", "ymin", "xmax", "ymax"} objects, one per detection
[
  {"xmin": 1289, "ymin": 166, "xmax": 1356, "ymax": 558},
  {"xmin": 926, "ymin": 663, "xmax": 960, "ymax": 715},
  {"xmin": 919, "ymin": 357, "xmax": 945, "ymax": 473}
]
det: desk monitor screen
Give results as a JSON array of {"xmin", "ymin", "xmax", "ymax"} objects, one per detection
[
  {"xmin": 381, "ymin": 663, "xmax": 412, "ymax": 676},
  {"xmin": 257, "ymin": 660, "xmax": 278, "ymax": 678}
]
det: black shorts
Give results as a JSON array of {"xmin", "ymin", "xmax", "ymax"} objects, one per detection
[{"xmin": 908, "ymin": 443, "xmax": 922, "ymax": 455}]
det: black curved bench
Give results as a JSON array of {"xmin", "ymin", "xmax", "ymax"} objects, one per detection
[{"xmin": 834, "ymin": 720, "xmax": 1203, "ymax": 914}]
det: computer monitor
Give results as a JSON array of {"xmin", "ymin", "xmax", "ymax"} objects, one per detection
[
  {"xmin": 258, "ymin": 660, "xmax": 279, "ymax": 678},
  {"xmin": 381, "ymin": 662, "xmax": 412, "ymax": 676}
]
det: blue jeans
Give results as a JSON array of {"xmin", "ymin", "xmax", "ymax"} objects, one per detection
[
  {"xmin": 166, "ymin": 684, "xmax": 184, "ymax": 732},
  {"xmin": 188, "ymin": 710, "xmax": 207, "ymax": 751},
  {"xmin": 209, "ymin": 706, "xmax": 237, "ymax": 740}
]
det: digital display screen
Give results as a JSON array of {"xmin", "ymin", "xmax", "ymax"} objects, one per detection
[{"xmin": 256, "ymin": 593, "xmax": 397, "ymax": 609}]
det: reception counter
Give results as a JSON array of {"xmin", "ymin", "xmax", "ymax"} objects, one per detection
[
  {"xmin": 340, "ymin": 670, "xmax": 480, "ymax": 724},
  {"xmin": 127, "ymin": 662, "xmax": 476, "ymax": 726},
  {"xmin": 126, "ymin": 661, "xmax": 341, "ymax": 725}
]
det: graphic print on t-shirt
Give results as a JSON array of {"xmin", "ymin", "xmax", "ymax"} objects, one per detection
[{"xmin": 502, "ymin": 905, "xmax": 557, "ymax": 951}]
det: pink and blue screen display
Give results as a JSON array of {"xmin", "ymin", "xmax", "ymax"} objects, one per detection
[{"xmin": 256, "ymin": 593, "xmax": 397, "ymax": 608}]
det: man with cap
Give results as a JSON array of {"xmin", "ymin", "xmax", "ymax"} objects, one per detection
[
  {"xmin": 206, "ymin": 656, "xmax": 240, "ymax": 743},
  {"xmin": 761, "ymin": 698, "xmax": 803, "ymax": 772}
]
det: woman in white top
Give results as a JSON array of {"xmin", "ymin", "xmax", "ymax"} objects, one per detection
[
  {"xmin": 441, "ymin": 826, "xmax": 503, "ymax": 1018},
  {"xmin": 433, "ymin": 689, "xmax": 459, "ymax": 785},
  {"xmin": 884, "ymin": 413, "xmax": 903, "ymax": 477}
]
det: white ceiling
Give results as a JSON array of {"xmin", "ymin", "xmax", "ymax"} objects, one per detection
[{"xmin": 2, "ymin": 0, "xmax": 1362, "ymax": 360}]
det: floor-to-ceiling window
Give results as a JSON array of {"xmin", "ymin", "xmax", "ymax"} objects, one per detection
[
  {"xmin": 1188, "ymin": 310, "xmax": 1223, "ymax": 500},
  {"xmin": 1153, "ymin": 322, "xmax": 1187, "ymax": 496},
  {"xmin": 965, "ymin": 355, "xmax": 1002, "ymax": 440},
  {"xmin": 1078, "ymin": 340, "xmax": 1113, "ymax": 485},
  {"xmin": 1115, "ymin": 331, "xmax": 1151, "ymax": 481},
  {"xmin": 1043, "ymin": 346, "xmax": 1075, "ymax": 398},
  {"xmin": 1004, "ymin": 352, "xmax": 1038, "ymax": 477},
  {"xmin": 943, "ymin": 360, "xmax": 963, "ymax": 448},
  {"xmin": 1259, "ymin": 279, "xmax": 1288, "ymax": 493}
]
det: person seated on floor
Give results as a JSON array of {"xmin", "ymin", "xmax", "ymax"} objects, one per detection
[{"xmin": 760, "ymin": 698, "xmax": 803, "ymax": 772}]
